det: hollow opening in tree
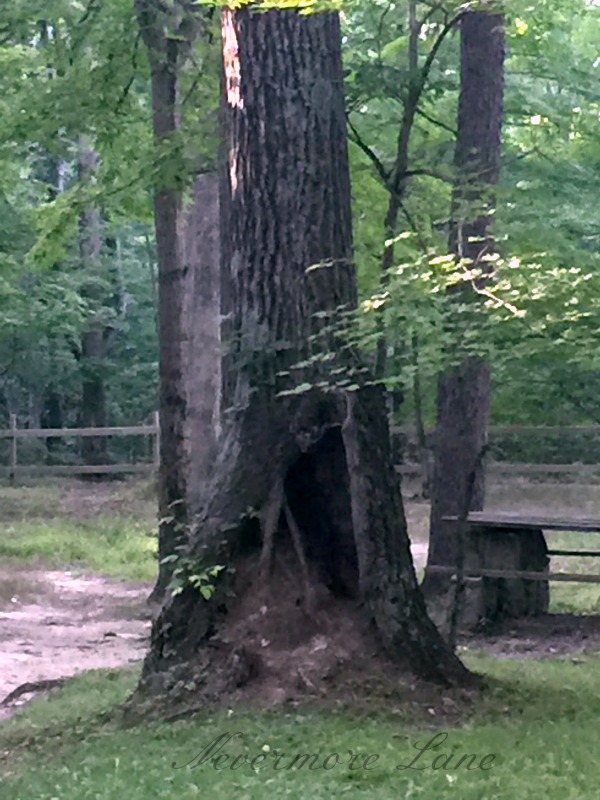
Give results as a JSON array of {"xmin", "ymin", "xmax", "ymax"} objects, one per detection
[{"xmin": 280, "ymin": 427, "xmax": 359, "ymax": 602}]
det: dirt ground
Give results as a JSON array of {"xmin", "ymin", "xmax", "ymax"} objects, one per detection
[
  {"xmin": 463, "ymin": 612, "xmax": 600, "ymax": 659},
  {"xmin": 0, "ymin": 566, "xmax": 151, "ymax": 720}
]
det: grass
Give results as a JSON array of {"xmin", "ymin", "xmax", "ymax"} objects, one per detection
[
  {"xmin": 545, "ymin": 531, "xmax": 600, "ymax": 615},
  {"xmin": 2, "ymin": 654, "xmax": 600, "ymax": 798},
  {"xmin": 2, "ymin": 476, "xmax": 600, "ymax": 797},
  {"xmin": 0, "ymin": 478, "xmax": 157, "ymax": 583},
  {"xmin": 0, "ymin": 477, "xmax": 156, "ymax": 522},
  {"xmin": 0, "ymin": 517, "xmax": 157, "ymax": 582}
]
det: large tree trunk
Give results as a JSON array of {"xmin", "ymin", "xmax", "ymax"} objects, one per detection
[
  {"xmin": 141, "ymin": 8, "xmax": 470, "ymax": 698},
  {"xmin": 424, "ymin": 11, "xmax": 505, "ymax": 608},
  {"xmin": 136, "ymin": 0, "xmax": 192, "ymax": 600}
]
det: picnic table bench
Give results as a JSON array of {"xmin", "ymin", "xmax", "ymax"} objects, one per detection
[{"xmin": 428, "ymin": 512, "xmax": 600, "ymax": 627}]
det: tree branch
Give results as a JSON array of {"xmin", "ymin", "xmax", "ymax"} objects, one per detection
[
  {"xmin": 347, "ymin": 116, "xmax": 391, "ymax": 187},
  {"xmin": 416, "ymin": 106, "xmax": 457, "ymax": 136},
  {"xmin": 418, "ymin": 11, "xmax": 465, "ymax": 95},
  {"xmin": 404, "ymin": 167, "xmax": 453, "ymax": 184}
]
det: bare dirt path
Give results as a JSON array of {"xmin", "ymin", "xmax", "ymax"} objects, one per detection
[
  {"xmin": 0, "ymin": 545, "xmax": 429, "ymax": 721},
  {"xmin": 2, "ymin": 539, "xmax": 600, "ymax": 723},
  {"xmin": 0, "ymin": 565, "xmax": 151, "ymax": 720}
]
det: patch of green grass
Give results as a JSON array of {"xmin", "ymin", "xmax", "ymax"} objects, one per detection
[
  {"xmin": 0, "ymin": 477, "xmax": 156, "ymax": 523},
  {"xmin": 0, "ymin": 478, "xmax": 158, "ymax": 581},
  {"xmin": 545, "ymin": 532, "xmax": 600, "ymax": 614},
  {"xmin": 0, "ymin": 668, "xmax": 140, "ymax": 756},
  {"xmin": 2, "ymin": 655, "xmax": 600, "ymax": 799},
  {"xmin": 487, "ymin": 477, "xmax": 600, "ymax": 517},
  {"xmin": 0, "ymin": 482, "xmax": 65, "ymax": 520},
  {"xmin": 0, "ymin": 517, "xmax": 157, "ymax": 582}
]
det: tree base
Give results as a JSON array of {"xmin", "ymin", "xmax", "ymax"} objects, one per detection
[
  {"xmin": 137, "ymin": 546, "xmax": 481, "ymax": 718},
  {"xmin": 141, "ymin": 386, "xmax": 473, "ymax": 699}
]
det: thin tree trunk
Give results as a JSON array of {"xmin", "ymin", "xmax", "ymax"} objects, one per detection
[
  {"xmin": 78, "ymin": 138, "xmax": 109, "ymax": 466},
  {"xmin": 136, "ymin": 0, "xmax": 195, "ymax": 601},
  {"xmin": 141, "ymin": 8, "xmax": 471, "ymax": 694},
  {"xmin": 41, "ymin": 387, "xmax": 62, "ymax": 460},
  {"xmin": 424, "ymin": 11, "xmax": 505, "ymax": 604},
  {"xmin": 411, "ymin": 333, "xmax": 432, "ymax": 497}
]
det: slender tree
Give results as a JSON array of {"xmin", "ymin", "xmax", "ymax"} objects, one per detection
[
  {"xmin": 424, "ymin": 9, "xmax": 505, "ymax": 599},
  {"xmin": 142, "ymin": 7, "xmax": 470, "ymax": 692},
  {"xmin": 135, "ymin": 0, "xmax": 194, "ymax": 598},
  {"xmin": 77, "ymin": 137, "xmax": 110, "ymax": 466}
]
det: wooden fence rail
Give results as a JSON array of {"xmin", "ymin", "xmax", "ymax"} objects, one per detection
[
  {"xmin": 0, "ymin": 424, "xmax": 158, "ymax": 439},
  {"xmin": 2, "ymin": 419, "xmax": 600, "ymax": 481},
  {"xmin": 396, "ymin": 463, "xmax": 600, "ymax": 476},
  {"xmin": 391, "ymin": 424, "xmax": 600, "ymax": 436},
  {"xmin": 1, "ymin": 413, "xmax": 160, "ymax": 481},
  {"xmin": 392, "ymin": 423, "xmax": 600, "ymax": 478}
]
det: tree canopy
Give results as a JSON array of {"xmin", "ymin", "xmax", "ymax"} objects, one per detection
[{"xmin": 0, "ymin": 0, "xmax": 599, "ymax": 430}]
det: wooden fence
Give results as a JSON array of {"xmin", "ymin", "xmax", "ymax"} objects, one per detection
[
  {"xmin": 1, "ymin": 419, "xmax": 600, "ymax": 480},
  {"xmin": 0, "ymin": 413, "xmax": 159, "ymax": 480},
  {"xmin": 392, "ymin": 424, "xmax": 600, "ymax": 478}
]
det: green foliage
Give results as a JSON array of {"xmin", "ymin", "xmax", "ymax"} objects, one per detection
[
  {"xmin": 0, "ymin": 0, "xmax": 221, "ymax": 431},
  {"xmin": 0, "ymin": 0, "xmax": 600, "ymax": 435},
  {"xmin": 161, "ymin": 550, "xmax": 225, "ymax": 599},
  {"xmin": 344, "ymin": 0, "xmax": 600, "ymax": 425}
]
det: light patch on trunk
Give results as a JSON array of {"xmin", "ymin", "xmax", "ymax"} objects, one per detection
[
  {"xmin": 222, "ymin": 9, "xmax": 244, "ymax": 110},
  {"xmin": 230, "ymin": 147, "xmax": 239, "ymax": 194}
]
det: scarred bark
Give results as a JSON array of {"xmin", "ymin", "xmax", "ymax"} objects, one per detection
[{"xmin": 142, "ymin": 8, "xmax": 470, "ymax": 691}]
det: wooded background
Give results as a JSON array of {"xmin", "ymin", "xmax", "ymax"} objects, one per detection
[{"xmin": 1, "ymin": 0, "xmax": 599, "ymax": 463}]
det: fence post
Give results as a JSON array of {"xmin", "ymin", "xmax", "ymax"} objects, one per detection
[
  {"xmin": 153, "ymin": 411, "xmax": 160, "ymax": 471},
  {"xmin": 9, "ymin": 413, "xmax": 17, "ymax": 485}
]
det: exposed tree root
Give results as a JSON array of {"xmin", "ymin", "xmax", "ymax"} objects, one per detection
[
  {"xmin": 2, "ymin": 678, "xmax": 66, "ymax": 706},
  {"xmin": 257, "ymin": 465, "xmax": 318, "ymax": 616},
  {"xmin": 283, "ymin": 497, "xmax": 315, "ymax": 615},
  {"xmin": 258, "ymin": 477, "xmax": 284, "ymax": 581}
]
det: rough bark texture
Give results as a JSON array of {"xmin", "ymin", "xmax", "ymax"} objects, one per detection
[
  {"xmin": 141, "ymin": 8, "xmax": 470, "ymax": 694},
  {"xmin": 136, "ymin": 0, "xmax": 191, "ymax": 599},
  {"xmin": 424, "ymin": 11, "xmax": 504, "ymax": 611},
  {"xmin": 183, "ymin": 174, "xmax": 221, "ymax": 511}
]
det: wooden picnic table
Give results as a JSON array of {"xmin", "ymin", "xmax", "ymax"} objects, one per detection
[
  {"xmin": 428, "ymin": 512, "xmax": 600, "ymax": 627},
  {"xmin": 448, "ymin": 512, "xmax": 600, "ymax": 534}
]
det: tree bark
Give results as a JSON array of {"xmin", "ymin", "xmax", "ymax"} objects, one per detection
[
  {"xmin": 136, "ymin": 0, "xmax": 193, "ymax": 600},
  {"xmin": 424, "ymin": 11, "xmax": 505, "ymax": 604},
  {"xmin": 183, "ymin": 173, "xmax": 221, "ymax": 512},
  {"xmin": 142, "ymin": 8, "xmax": 470, "ymax": 693}
]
